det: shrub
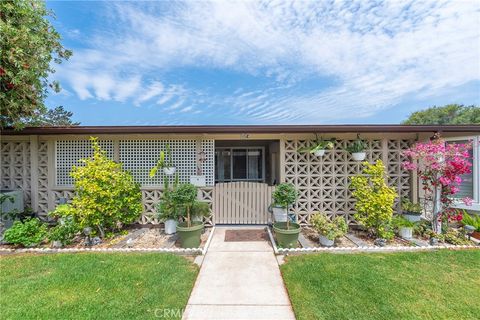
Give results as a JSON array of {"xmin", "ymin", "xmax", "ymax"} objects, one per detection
[
  {"xmin": 3, "ymin": 218, "xmax": 47, "ymax": 247},
  {"xmin": 48, "ymin": 217, "xmax": 79, "ymax": 245},
  {"xmin": 310, "ymin": 213, "xmax": 348, "ymax": 240},
  {"xmin": 350, "ymin": 160, "xmax": 398, "ymax": 239},
  {"xmin": 272, "ymin": 183, "xmax": 298, "ymax": 208},
  {"xmin": 69, "ymin": 137, "xmax": 142, "ymax": 237},
  {"xmin": 156, "ymin": 178, "xmax": 179, "ymax": 221}
]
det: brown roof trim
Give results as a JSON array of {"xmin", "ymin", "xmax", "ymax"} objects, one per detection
[{"xmin": 1, "ymin": 124, "xmax": 479, "ymax": 135}]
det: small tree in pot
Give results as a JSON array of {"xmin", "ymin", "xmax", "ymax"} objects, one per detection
[
  {"xmin": 310, "ymin": 213, "xmax": 348, "ymax": 247},
  {"xmin": 172, "ymin": 183, "xmax": 204, "ymax": 248},
  {"xmin": 157, "ymin": 175, "xmax": 179, "ymax": 235},
  {"xmin": 271, "ymin": 183, "xmax": 297, "ymax": 222},
  {"xmin": 272, "ymin": 183, "xmax": 300, "ymax": 248}
]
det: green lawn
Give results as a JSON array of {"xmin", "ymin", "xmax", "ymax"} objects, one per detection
[
  {"xmin": 0, "ymin": 253, "xmax": 198, "ymax": 319},
  {"xmin": 281, "ymin": 250, "xmax": 480, "ymax": 320}
]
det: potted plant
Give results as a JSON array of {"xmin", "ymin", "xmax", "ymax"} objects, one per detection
[
  {"xmin": 149, "ymin": 144, "xmax": 176, "ymax": 177},
  {"xmin": 393, "ymin": 215, "xmax": 415, "ymax": 239},
  {"xmin": 298, "ymin": 134, "xmax": 335, "ymax": 157},
  {"xmin": 401, "ymin": 198, "xmax": 423, "ymax": 222},
  {"xmin": 271, "ymin": 183, "xmax": 295, "ymax": 222},
  {"xmin": 272, "ymin": 183, "xmax": 300, "ymax": 248},
  {"xmin": 157, "ymin": 178, "xmax": 179, "ymax": 235},
  {"xmin": 172, "ymin": 183, "xmax": 204, "ymax": 248},
  {"xmin": 310, "ymin": 213, "xmax": 348, "ymax": 247},
  {"xmin": 345, "ymin": 134, "xmax": 367, "ymax": 161},
  {"xmin": 462, "ymin": 212, "xmax": 480, "ymax": 240}
]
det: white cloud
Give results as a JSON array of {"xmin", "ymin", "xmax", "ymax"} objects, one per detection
[{"xmin": 57, "ymin": 0, "xmax": 480, "ymax": 123}]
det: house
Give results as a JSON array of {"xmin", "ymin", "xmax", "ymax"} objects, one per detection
[{"xmin": 1, "ymin": 125, "xmax": 479, "ymax": 225}]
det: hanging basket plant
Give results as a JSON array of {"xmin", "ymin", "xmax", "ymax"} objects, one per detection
[
  {"xmin": 346, "ymin": 134, "xmax": 367, "ymax": 161},
  {"xmin": 149, "ymin": 144, "xmax": 176, "ymax": 177},
  {"xmin": 298, "ymin": 134, "xmax": 335, "ymax": 157}
]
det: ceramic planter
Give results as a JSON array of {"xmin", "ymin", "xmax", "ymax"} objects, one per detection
[
  {"xmin": 273, "ymin": 222, "xmax": 301, "ymax": 248},
  {"xmin": 177, "ymin": 221, "xmax": 204, "ymax": 248},
  {"xmin": 351, "ymin": 152, "xmax": 366, "ymax": 161},
  {"xmin": 272, "ymin": 206, "xmax": 288, "ymax": 222},
  {"xmin": 319, "ymin": 234, "xmax": 334, "ymax": 247},
  {"xmin": 314, "ymin": 149, "xmax": 326, "ymax": 157},
  {"xmin": 403, "ymin": 211, "xmax": 422, "ymax": 222},
  {"xmin": 163, "ymin": 167, "xmax": 176, "ymax": 175},
  {"xmin": 164, "ymin": 219, "xmax": 177, "ymax": 235},
  {"xmin": 399, "ymin": 227, "xmax": 413, "ymax": 239}
]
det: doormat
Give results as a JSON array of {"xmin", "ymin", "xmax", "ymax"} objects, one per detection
[{"xmin": 224, "ymin": 229, "xmax": 269, "ymax": 242}]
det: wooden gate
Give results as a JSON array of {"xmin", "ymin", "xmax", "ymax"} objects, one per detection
[{"xmin": 213, "ymin": 182, "xmax": 275, "ymax": 224}]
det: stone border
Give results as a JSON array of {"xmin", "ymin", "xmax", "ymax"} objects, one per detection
[
  {"xmin": 0, "ymin": 227, "xmax": 217, "ymax": 256},
  {"xmin": 266, "ymin": 226, "xmax": 479, "ymax": 255}
]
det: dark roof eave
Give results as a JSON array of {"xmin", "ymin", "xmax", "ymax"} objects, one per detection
[{"xmin": 1, "ymin": 125, "xmax": 479, "ymax": 135}]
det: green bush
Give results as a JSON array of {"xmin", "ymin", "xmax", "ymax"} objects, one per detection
[
  {"xmin": 350, "ymin": 160, "xmax": 398, "ymax": 239},
  {"xmin": 392, "ymin": 215, "xmax": 415, "ymax": 228},
  {"xmin": 3, "ymin": 218, "xmax": 47, "ymax": 247},
  {"xmin": 69, "ymin": 137, "xmax": 142, "ymax": 237},
  {"xmin": 310, "ymin": 213, "xmax": 348, "ymax": 240},
  {"xmin": 48, "ymin": 217, "xmax": 79, "ymax": 245}
]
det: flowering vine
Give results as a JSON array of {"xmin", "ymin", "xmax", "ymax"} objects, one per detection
[{"xmin": 402, "ymin": 134, "xmax": 472, "ymax": 233}]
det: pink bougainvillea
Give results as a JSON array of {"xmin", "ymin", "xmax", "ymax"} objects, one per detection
[{"xmin": 402, "ymin": 135, "xmax": 472, "ymax": 232}]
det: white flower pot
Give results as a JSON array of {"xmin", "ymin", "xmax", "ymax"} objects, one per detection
[
  {"xmin": 403, "ymin": 213, "xmax": 421, "ymax": 222},
  {"xmin": 164, "ymin": 219, "xmax": 177, "ymax": 235},
  {"xmin": 163, "ymin": 167, "xmax": 176, "ymax": 175},
  {"xmin": 352, "ymin": 152, "xmax": 366, "ymax": 161},
  {"xmin": 190, "ymin": 175, "xmax": 206, "ymax": 187},
  {"xmin": 272, "ymin": 207, "xmax": 288, "ymax": 222},
  {"xmin": 314, "ymin": 149, "xmax": 326, "ymax": 157},
  {"xmin": 399, "ymin": 227, "xmax": 413, "ymax": 239},
  {"xmin": 319, "ymin": 235, "xmax": 334, "ymax": 247}
]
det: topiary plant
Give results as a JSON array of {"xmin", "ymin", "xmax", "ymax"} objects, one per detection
[
  {"xmin": 3, "ymin": 218, "xmax": 47, "ymax": 247},
  {"xmin": 350, "ymin": 160, "xmax": 398, "ymax": 240},
  {"xmin": 69, "ymin": 137, "xmax": 142, "ymax": 237},
  {"xmin": 171, "ymin": 183, "xmax": 198, "ymax": 227}
]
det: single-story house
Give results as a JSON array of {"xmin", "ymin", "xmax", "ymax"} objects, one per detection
[{"xmin": 1, "ymin": 125, "xmax": 479, "ymax": 225}]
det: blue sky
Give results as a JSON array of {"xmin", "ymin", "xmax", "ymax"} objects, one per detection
[{"xmin": 46, "ymin": 0, "xmax": 480, "ymax": 125}]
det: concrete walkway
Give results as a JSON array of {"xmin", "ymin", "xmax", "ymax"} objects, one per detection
[{"xmin": 183, "ymin": 226, "xmax": 295, "ymax": 320}]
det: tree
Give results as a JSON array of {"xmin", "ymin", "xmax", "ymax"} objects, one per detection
[
  {"xmin": 0, "ymin": 0, "xmax": 72, "ymax": 129},
  {"xmin": 402, "ymin": 104, "xmax": 480, "ymax": 125},
  {"xmin": 26, "ymin": 106, "xmax": 79, "ymax": 126}
]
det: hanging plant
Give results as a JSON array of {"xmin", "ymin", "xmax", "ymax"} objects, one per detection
[
  {"xmin": 149, "ymin": 144, "xmax": 176, "ymax": 177},
  {"xmin": 346, "ymin": 134, "xmax": 367, "ymax": 161},
  {"xmin": 298, "ymin": 134, "xmax": 335, "ymax": 157}
]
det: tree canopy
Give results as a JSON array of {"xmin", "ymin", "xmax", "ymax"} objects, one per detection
[
  {"xmin": 403, "ymin": 104, "xmax": 479, "ymax": 125},
  {"xmin": 0, "ymin": 0, "xmax": 72, "ymax": 129}
]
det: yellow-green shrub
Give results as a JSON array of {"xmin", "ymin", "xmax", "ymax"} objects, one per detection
[
  {"xmin": 350, "ymin": 160, "xmax": 397, "ymax": 239},
  {"xmin": 69, "ymin": 137, "xmax": 142, "ymax": 237}
]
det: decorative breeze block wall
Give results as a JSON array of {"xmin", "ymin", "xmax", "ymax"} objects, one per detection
[
  {"xmin": 0, "ymin": 141, "xmax": 31, "ymax": 206},
  {"xmin": 284, "ymin": 139, "xmax": 411, "ymax": 225}
]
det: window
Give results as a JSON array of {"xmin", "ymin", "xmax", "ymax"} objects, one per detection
[
  {"xmin": 447, "ymin": 136, "xmax": 480, "ymax": 211},
  {"xmin": 215, "ymin": 147, "xmax": 264, "ymax": 183}
]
